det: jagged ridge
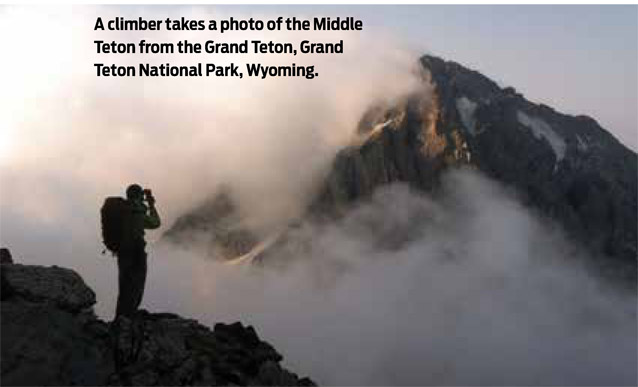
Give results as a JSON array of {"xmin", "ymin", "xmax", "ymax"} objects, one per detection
[{"xmin": 318, "ymin": 55, "xmax": 636, "ymax": 268}]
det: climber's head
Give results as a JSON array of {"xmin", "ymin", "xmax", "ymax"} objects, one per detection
[{"xmin": 126, "ymin": 184, "xmax": 144, "ymax": 202}]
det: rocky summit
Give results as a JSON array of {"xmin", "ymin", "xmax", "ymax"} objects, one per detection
[
  {"xmin": 317, "ymin": 55, "xmax": 636, "ymax": 279},
  {"xmin": 167, "ymin": 54, "xmax": 637, "ymax": 282},
  {"xmin": 0, "ymin": 251, "xmax": 315, "ymax": 386}
]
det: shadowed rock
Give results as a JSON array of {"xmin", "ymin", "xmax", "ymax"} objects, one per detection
[
  {"xmin": 0, "ymin": 248, "xmax": 13, "ymax": 264},
  {"xmin": 1, "ymin": 260, "xmax": 315, "ymax": 386},
  {"xmin": 1, "ymin": 264, "xmax": 96, "ymax": 312}
]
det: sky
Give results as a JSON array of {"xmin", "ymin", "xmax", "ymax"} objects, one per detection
[
  {"xmin": 0, "ymin": 5, "xmax": 636, "ymax": 155},
  {"xmin": 228, "ymin": 4, "xmax": 638, "ymax": 150}
]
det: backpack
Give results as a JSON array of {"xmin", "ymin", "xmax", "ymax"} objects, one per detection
[{"xmin": 100, "ymin": 197, "xmax": 132, "ymax": 255}]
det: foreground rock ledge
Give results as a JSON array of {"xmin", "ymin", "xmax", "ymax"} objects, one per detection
[{"xmin": 0, "ymin": 259, "xmax": 315, "ymax": 386}]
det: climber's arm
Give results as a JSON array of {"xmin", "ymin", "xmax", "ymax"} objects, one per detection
[
  {"xmin": 144, "ymin": 204, "xmax": 161, "ymax": 230},
  {"xmin": 144, "ymin": 194, "xmax": 161, "ymax": 230}
]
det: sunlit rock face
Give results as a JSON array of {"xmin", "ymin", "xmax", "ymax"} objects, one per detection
[{"xmin": 166, "ymin": 54, "xmax": 636, "ymax": 280}]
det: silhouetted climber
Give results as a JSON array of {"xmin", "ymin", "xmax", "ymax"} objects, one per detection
[{"xmin": 101, "ymin": 184, "xmax": 161, "ymax": 318}]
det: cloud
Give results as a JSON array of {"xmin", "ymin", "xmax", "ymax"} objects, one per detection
[
  {"xmin": 147, "ymin": 170, "xmax": 636, "ymax": 386},
  {"xmin": 0, "ymin": 5, "xmax": 422, "ymax": 233}
]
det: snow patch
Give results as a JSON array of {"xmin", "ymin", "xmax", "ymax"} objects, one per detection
[
  {"xmin": 576, "ymin": 134, "xmax": 589, "ymax": 152},
  {"xmin": 456, "ymin": 97, "xmax": 478, "ymax": 135},
  {"xmin": 517, "ymin": 111, "xmax": 566, "ymax": 165},
  {"xmin": 375, "ymin": 119, "xmax": 393, "ymax": 131},
  {"xmin": 357, "ymin": 118, "xmax": 393, "ymax": 146},
  {"xmin": 368, "ymin": 118, "xmax": 392, "ymax": 137}
]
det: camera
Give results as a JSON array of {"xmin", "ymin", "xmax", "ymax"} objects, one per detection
[{"xmin": 143, "ymin": 189, "xmax": 155, "ymax": 205}]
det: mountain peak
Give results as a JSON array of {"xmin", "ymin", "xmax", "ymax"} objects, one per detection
[
  {"xmin": 166, "ymin": 54, "xmax": 637, "ymax": 282},
  {"xmin": 320, "ymin": 53, "xmax": 637, "ymax": 271}
]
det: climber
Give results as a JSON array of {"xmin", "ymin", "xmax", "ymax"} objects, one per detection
[{"xmin": 102, "ymin": 184, "xmax": 161, "ymax": 318}]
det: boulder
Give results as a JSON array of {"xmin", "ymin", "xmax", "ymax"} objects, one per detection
[{"xmin": 1, "ymin": 263, "xmax": 96, "ymax": 312}]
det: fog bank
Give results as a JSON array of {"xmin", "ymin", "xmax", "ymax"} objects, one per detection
[{"xmin": 149, "ymin": 170, "xmax": 636, "ymax": 386}]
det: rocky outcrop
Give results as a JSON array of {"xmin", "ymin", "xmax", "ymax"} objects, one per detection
[
  {"xmin": 1, "ymin": 263, "xmax": 96, "ymax": 312},
  {"xmin": 164, "ymin": 189, "xmax": 260, "ymax": 260},
  {"xmin": 311, "ymin": 89, "xmax": 461, "ymax": 214},
  {"xmin": 0, "ymin": 252, "xmax": 315, "ymax": 386},
  {"xmin": 108, "ymin": 313, "xmax": 313, "ymax": 386}
]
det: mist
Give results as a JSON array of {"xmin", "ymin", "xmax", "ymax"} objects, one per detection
[
  {"xmin": 1, "ymin": 5, "xmax": 636, "ymax": 386},
  {"xmin": 147, "ymin": 170, "xmax": 636, "ymax": 386},
  {"xmin": 0, "ymin": 3, "xmax": 421, "ymax": 295},
  {"xmin": 0, "ymin": 5, "xmax": 421, "ymax": 233}
]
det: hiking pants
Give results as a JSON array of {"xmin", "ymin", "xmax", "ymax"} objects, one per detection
[{"xmin": 116, "ymin": 244, "xmax": 147, "ymax": 317}]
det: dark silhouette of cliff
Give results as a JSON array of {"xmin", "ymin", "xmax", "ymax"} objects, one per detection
[{"xmin": 0, "ymin": 249, "xmax": 315, "ymax": 386}]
